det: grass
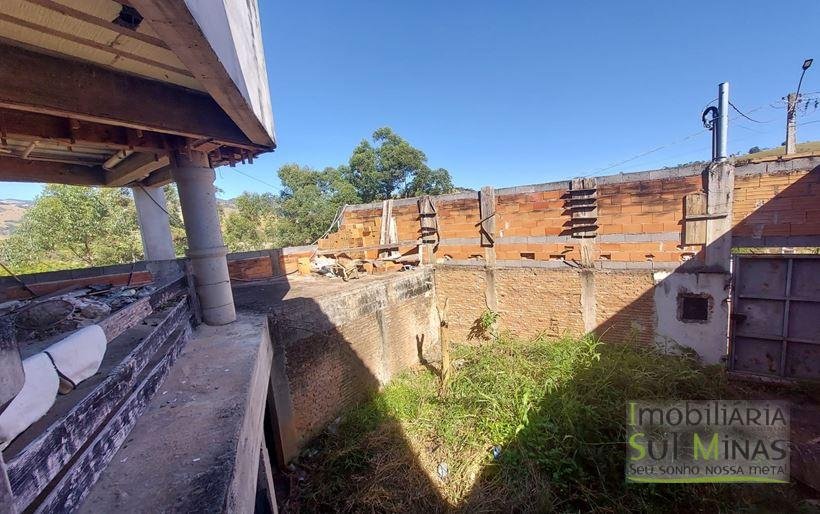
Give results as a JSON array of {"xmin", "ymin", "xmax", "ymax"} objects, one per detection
[{"xmin": 288, "ymin": 334, "xmax": 813, "ymax": 513}]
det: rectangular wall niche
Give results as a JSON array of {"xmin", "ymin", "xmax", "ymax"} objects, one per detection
[{"xmin": 678, "ymin": 293, "xmax": 710, "ymax": 322}]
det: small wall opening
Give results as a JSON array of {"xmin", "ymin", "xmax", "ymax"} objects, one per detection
[{"xmin": 678, "ymin": 293, "xmax": 710, "ymax": 322}]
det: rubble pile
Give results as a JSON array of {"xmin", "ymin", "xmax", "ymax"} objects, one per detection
[{"xmin": 0, "ymin": 284, "xmax": 156, "ymax": 343}]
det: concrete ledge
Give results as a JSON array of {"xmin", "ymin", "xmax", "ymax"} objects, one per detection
[
  {"xmin": 80, "ymin": 313, "xmax": 272, "ymax": 514},
  {"xmin": 732, "ymin": 235, "xmax": 820, "ymax": 248},
  {"xmin": 435, "ymin": 260, "xmax": 684, "ymax": 271}
]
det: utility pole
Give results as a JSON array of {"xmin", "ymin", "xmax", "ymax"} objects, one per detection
[
  {"xmin": 717, "ymin": 82, "xmax": 729, "ymax": 161},
  {"xmin": 786, "ymin": 58, "xmax": 813, "ymax": 155},
  {"xmin": 785, "ymin": 93, "xmax": 797, "ymax": 155}
]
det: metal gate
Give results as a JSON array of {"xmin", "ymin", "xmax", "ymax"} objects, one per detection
[{"xmin": 730, "ymin": 255, "xmax": 820, "ymax": 380}]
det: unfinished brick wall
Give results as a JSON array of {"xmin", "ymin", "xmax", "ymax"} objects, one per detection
[
  {"xmin": 593, "ymin": 270, "xmax": 656, "ymax": 345},
  {"xmin": 283, "ymin": 311, "xmax": 384, "ymax": 441},
  {"xmin": 495, "ymin": 268, "xmax": 585, "ymax": 339},
  {"xmin": 226, "ymin": 246, "xmax": 315, "ymax": 281},
  {"xmin": 269, "ymin": 270, "xmax": 439, "ymax": 448},
  {"xmin": 434, "ymin": 267, "xmax": 486, "ymax": 342},
  {"xmin": 318, "ymin": 158, "xmax": 820, "ymax": 266},
  {"xmin": 435, "ymin": 266, "xmax": 651, "ymax": 345},
  {"xmin": 732, "ymin": 166, "xmax": 820, "ymax": 244}
]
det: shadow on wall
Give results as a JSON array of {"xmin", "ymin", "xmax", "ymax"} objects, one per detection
[
  {"xmin": 229, "ymin": 272, "xmax": 450, "ymax": 510},
  {"xmin": 593, "ymin": 166, "xmax": 820, "ymax": 370},
  {"xmin": 238, "ymin": 167, "xmax": 818, "ymax": 512}
]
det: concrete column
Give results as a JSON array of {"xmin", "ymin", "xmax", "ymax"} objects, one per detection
[
  {"xmin": 786, "ymin": 93, "xmax": 797, "ymax": 155},
  {"xmin": 172, "ymin": 152, "xmax": 236, "ymax": 325},
  {"xmin": 133, "ymin": 185, "xmax": 176, "ymax": 261},
  {"xmin": 704, "ymin": 161, "xmax": 735, "ymax": 272}
]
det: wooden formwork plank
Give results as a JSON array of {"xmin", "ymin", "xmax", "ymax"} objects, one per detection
[
  {"xmin": 34, "ymin": 324, "xmax": 191, "ymax": 512},
  {"xmin": 8, "ymin": 298, "xmax": 190, "ymax": 512}
]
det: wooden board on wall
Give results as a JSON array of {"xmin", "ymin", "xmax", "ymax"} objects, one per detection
[
  {"xmin": 684, "ymin": 192, "xmax": 707, "ymax": 245},
  {"xmin": 0, "ymin": 271, "xmax": 153, "ymax": 301}
]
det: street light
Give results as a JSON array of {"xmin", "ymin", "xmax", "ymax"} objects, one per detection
[{"xmin": 797, "ymin": 58, "xmax": 813, "ymax": 98}]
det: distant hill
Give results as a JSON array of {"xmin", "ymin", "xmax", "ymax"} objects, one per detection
[
  {"xmin": 0, "ymin": 199, "xmax": 32, "ymax": 238},
  {"xmin": 734, "ymin": 141, "xmax": 820, "ymax": 163}
]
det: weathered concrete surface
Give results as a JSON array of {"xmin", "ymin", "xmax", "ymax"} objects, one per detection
[
  {"xmin": 652, "ymin": 270, "xmax": 730, "ymax": 364},
  {"xmin": 79, "ymin": 313, "xmax": 272, "ymax": 514},
  {"xmin": 233, "ymin": 269, "xmax": 439, "ymax": 463}
]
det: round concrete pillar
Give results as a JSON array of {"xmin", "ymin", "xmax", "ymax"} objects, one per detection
[
  {"xmin": 132, "ymin": 186, "xmax": 176, "ymax": 261},
  {"xmin": 172, "ymin": 155, "xmax": 236, "ymax": 325}
]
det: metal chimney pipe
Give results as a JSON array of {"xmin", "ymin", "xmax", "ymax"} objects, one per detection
[{"xmin": 717, "ymin": 82, "xmax": 729, "ymax": 161}]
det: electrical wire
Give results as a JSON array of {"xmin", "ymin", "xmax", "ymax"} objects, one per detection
[
  {"xmin": 728, "ymin": 101, "xmax": 769, "ymax": 124},
  {"xmin": 578, "ymin": 96, "xmax": 789, "ymax": 178},
  {"xmin": 137, "ymin": 184, "xmax": 172, "ymax": 217},
  {"xmin": 231, "ymin": 167, "xmax": 282, "ymax": 192}
]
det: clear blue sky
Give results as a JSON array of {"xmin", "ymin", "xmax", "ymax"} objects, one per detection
[{"xmin": 5, "ymin": 0, "xmax": 820, "ymax": 200}]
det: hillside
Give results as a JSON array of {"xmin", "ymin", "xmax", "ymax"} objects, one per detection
[
  {"xmin": 0, "ymin": 197, "xmax": 239, "ymax": 239},
  {"xmin": 0, "ymin": 199, "xmax": 31, "ymax": 238}
]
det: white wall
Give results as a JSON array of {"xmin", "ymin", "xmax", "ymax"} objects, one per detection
[{"xmin": 653, "ymin": 270, "xmax": 731, "ymax": 365}]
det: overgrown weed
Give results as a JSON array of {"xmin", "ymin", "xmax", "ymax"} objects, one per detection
[{"xmin": 290, "ymin": 335, "xmax": 811, "ymax": 513}]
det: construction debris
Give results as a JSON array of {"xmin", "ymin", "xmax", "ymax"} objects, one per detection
[{"xmin": 1, "ymin": 283, "xmax": 156, "ymax": 343}]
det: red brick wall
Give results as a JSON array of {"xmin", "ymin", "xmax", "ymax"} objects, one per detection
[
  {"xmin": 320, "ymin": 162, "xmax": 820, "ymax": 264},
  {"xmin": 434, "ymin": 267, "xmax": 486, "ymax": 342},
  {"xmin": 495, "ymin": 268, "xmax": 585, "ymax": 339},
  {"xmin": 733, "ymin": 168, "xmax": 820, "ymax": 240},
  {"xmin": 285, "ymin": 311, "xmax": 384, "ymax": 440},
  {"xmin": 435, "ymin": 266, "xmax": 586, "ymax": 343},
  {"xmin": 593, "ymin": 270, "xmax": 656, "ymax": 345},
  {"xmin": 277, "ymin": 275, "xmax": 439, "ymax": 446}
]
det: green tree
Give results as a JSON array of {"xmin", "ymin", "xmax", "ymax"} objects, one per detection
[
  {"xmin": 344, "ymin": 127, "xmax": 454, "ymax": 202},
  {"xmin": 0, "ymin": 185, "xmax": 142, "ymax": 272},
  {"xmin": 275, "ymin": 164, "xmax": 360, "ymax": 246},
  {"xmin": 223, "ymin": 192, "xmax": 278, "ymax": 252},
  {"xmin": 161, "ymin": 184, "xmax": 188, "ymax": 256}
]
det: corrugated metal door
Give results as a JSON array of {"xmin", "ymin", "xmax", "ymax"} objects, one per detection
[{"xmin": 730, "ymin": 255, "xmax": 820, "ymax": 380}]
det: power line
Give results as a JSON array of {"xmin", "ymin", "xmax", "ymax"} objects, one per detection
[
  {"xmin": 137, "ymin": 184, "xmax": 172, "ymax": 217},
  {"xmin": 577, "ymin": 96, "xmax": 788, "ymax": 178},
  {"xmin": 231, "ymin": 167, "xmax": 281, "ymax": 192},
  {"xmin": 728, "ymin": 101, "xmax": 769, "ymax": 124}
]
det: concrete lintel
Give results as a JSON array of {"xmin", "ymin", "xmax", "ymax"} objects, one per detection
[
  {"xmin": 734, "ymin": 156, "xmax": 820, "ymax": 176},
  {"xmin": 732, "ymin": 235, "xmax": 820, "ymax": 247}
]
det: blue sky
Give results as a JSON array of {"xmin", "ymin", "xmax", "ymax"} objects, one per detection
[{"xmin": 5, "ymin": 0, "xmax": 820, "ymax": 200}]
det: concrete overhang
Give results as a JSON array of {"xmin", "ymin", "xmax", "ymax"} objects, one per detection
[{"xmin": 0, "ymin": 0, "xmax": 275, "ymax": 186}]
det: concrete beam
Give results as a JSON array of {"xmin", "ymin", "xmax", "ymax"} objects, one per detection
[
  {"xmin": 106, "ymin": 154, "xmax": 170, "ymax": 186},
  {"xmin": 0, "ymin": 155, "xmax": 105, "ymax": 185},
  {"xmin": 0, "ymin": 43, "xmax": 253, "ymax": 147}
]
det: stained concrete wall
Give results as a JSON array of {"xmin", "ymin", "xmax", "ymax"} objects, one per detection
[
  {"xmin": 652, "ymin": 270, "xmax": 730, "ymax": 363},
  {"xmin": 434, "ymin": 264, "xmax": 730, "ymax": 365},
  {"xmin": 266, "ymin": 269, "xmax": 439, "ymax": 461}
]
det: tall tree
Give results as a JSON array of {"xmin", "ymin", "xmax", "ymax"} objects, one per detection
[
  {"xmin": 344, "ymin": 127, "xmax": 454, "ymax": 202},
  {"xmin": 223, "ymin": 192, "xmax": 278, "ymax": 252},
  {"xmin": 275, "ymin": 164, "xmax": 360, "ymax": 246},
  {"xmin": 0, "ymin": 185, "xmax": 142, "ymax": 272}
]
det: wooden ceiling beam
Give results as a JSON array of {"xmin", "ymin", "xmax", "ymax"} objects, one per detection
[
  {"xmin": 0, "ymin": 155, "xmax": 105, "ymax": 185},
  {"xmin": 0, "ymin": 12, "xmax": 191, "ymax": 78},
  {"xmin": 0, "ymin": 109, "xmax": 174, "ymax": 152},
  {"xmin": 23, "ymin": 0, "xmax": 170, "ymax": 49},
  {"xmin": 129, "ymin": 0, "xmax": 276, "ymax": 148},
  {"xmin": 0, "ymin": 42, "xmax": 253, "ymax": 147},
  {"xmin": 105, "ymin": 152, "xmax": 170, "ymax": 186},
  {"xmin": 140, "ymin": 167, "xmax": 173, "ymax": 188}
]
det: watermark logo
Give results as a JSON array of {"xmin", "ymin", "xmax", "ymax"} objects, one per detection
[{"xmin": 626, "ymin": 400, "xmax": 789, "ymax": 483}]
